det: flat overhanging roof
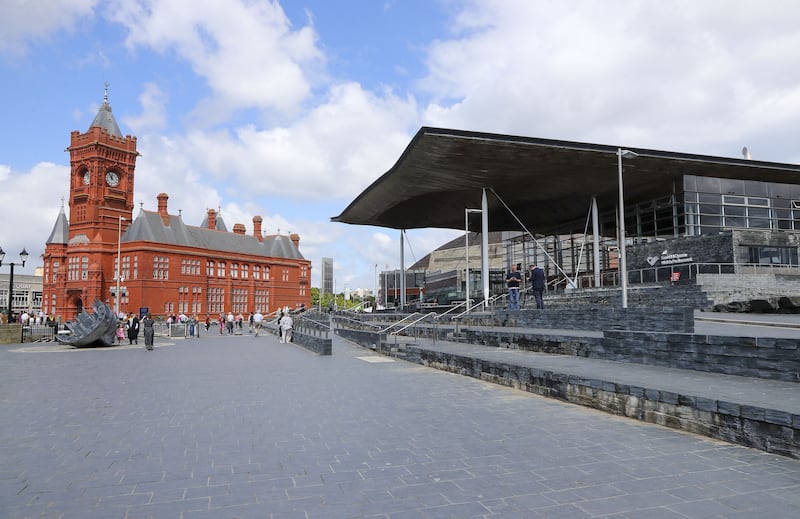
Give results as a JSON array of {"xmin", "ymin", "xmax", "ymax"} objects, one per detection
[{"xmin": 332, "ymin": 127, "xmax": 800, "ymax": 236}]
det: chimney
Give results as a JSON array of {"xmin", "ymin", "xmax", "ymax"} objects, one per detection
[
  {"xmin": 253, "ymin": 216, "xmax": 263, "ymax": 242},
  {"xmin": 207, "ymin": 208, "xmax": 217, "ymax": 230},
  {"xmin": 290, "ymin": 233, "xmax": 300, "ymax": 249},
  {"xmin": 233, "ymin": 223, "xmax": 246, "ymax": 235},
  {"xmin": 157, "ymin": 193, "xmax": 170, "ymax": 225}
]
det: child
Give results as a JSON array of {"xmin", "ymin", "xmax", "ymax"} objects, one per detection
[{"xmin": 116, "ymin": 323, "xmax": 125, "ymax": 344}]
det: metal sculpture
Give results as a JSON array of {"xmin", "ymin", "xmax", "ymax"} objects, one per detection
[{"xmin": 56, "ymin": 299, "xmax": 118, "ymax": 347}]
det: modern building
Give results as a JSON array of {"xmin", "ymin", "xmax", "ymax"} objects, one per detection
[
  {"xmin": 0, "ymin": 272, "xmax": 43, "ymax": 320},
  {"xmin": 42, "ymin": 88, "xmax": 312, "ymax": 321},
  {"xmin": 321, "ymin": 257, "xmax": 333, "ymax": 295},
  {"xmin": 334, "ymin": 127, "xmax": 800, "ymax": 307}
]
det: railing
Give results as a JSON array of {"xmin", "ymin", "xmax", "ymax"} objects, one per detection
[
  {"xmin": 388, "ymin": 312, "xmax": 436, "ymax": 340},
  {"xmin": 333, "ymin": 314, "xmax": 382, "ymax": 331},
  {"xmin": 563, "ymin": 262, "xmax": 800, "ymax": 292},
  {"xmin": 20, "ymin": 324, "xmax": 59, "ymax": 343},
  {"xmin": 378, "ymin": 312, "xmax": 423, "ymax": 334},
  {"xmin": 293, "ymin": 315, "xmax": 330, "ymax": 339}
]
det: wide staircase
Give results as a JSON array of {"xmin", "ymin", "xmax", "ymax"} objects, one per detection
[{"xmin": 333, "ymin": 288, "xmax": 800, "ymax": 460}]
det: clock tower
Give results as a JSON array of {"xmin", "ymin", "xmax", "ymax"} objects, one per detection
[{"xmin": 67, "ymin": 83, "xmax": 138, "ymax": 244}]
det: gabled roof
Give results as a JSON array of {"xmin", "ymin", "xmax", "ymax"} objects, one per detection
[
  {"xmin": 46, "ymin": 205, "xmax": 69, "ymax": 245},
  {"xmin": 123, "ymin": 210, "xmax": 305, "ymax": 260},
  {"xmin": 333, "ymin": 127, "xmax": 800, "ymax": 236},
  {"xmin": 200, "ymin": 212, "xmax": 228, "ymax": 232}
]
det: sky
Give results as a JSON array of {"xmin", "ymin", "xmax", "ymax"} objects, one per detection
[{"xmin": 2, "ymin": 0, "xmax": 800, "ymax": 293}]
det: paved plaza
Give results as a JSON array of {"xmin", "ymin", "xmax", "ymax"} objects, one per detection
[{"xmin": 1, "ymin": 331, "xmax": 799, "ymax": 518}]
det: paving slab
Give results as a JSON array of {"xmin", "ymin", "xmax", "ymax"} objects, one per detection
[{"xmin": 1, "ymin": 332, "xmax": 799, "ymax": 518}]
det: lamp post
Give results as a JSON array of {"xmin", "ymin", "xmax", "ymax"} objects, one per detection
[
  {"xmin": 0, "ymin": 247, "xmax": 29, "ymax": 323},
  {"xmin": 115, "ymin": 217, "xmax": 126, "ymax": 317},
  {"xmin": 617, "ymin": 149, "xmax": 638, "ymax": 308},
  {"xmin": 465, "ymin": 208, "xmax": 482, "ymax": 312}
]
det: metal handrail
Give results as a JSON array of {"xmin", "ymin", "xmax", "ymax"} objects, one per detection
[
  {"xmin": 333, "ymin": 314, "xmax": 383, "ymax": 330},
  {"xmin": 378, "ymin": 312, "xmax": 422, "ymax": 334},
  {"xmin": 389, "ymin": 312, "xmax": 436, "ymax": 336}
]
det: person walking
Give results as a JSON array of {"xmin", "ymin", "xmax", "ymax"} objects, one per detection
[
  {"xmin": 506, "ymin": 264, "xmax": 521, "ymax": 311},
  {"xmin": 529, "ymin": 264, "xmax": 546, "ymax": 309},
  {"xmin": 188, "ymin": 315, "xmax": 196, "ymax": 338},
  {"xmin": 226, "ymin": 312, "xmax": 235, "ymax": 334},
  {"xmin": 142, "ymin": 313, "xmax": 155, "ymax": 350},
  {"xmin": 127, "ymin": 313, "xmax": 140, "ymax": 344},
  {"xmin": 253, "ymin": 310, "xmax": 264, "ymax": 337},
  {"xmin": 279, "ymin": 312, "xmax": 293, "ymax": 343}
]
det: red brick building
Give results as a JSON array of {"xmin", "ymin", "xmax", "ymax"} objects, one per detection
[{"xmin": 42, "ymin": 89, "xmax": 311, "ymax": 320}]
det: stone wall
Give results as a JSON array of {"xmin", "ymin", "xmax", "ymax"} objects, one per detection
[
  {"xmin": 494, "ymin": 306, "xmax": 694, "ymax": 333},
  {"xmin": 0, "ymin": 325, "xmax": 22, "ymax": 345},
  {"xmin": 461, "ymin": 327, "xmax": 799, "ymax": 382},
  {"xmin": 395, "ymin": 346, "xmax": 798, "ymax": 459}
]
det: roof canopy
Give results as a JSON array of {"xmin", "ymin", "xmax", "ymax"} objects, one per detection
[{"xmin": 333, "ymin": 127, "xmax": 800, "ymax": 236}]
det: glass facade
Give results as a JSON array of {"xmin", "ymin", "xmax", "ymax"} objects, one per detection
[{"xmin": 684, "ymin": 175, "xmax": 800, "ymax": 235}]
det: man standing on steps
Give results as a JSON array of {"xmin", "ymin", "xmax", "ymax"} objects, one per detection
[
  {"xmin": 506, "ymin": 264, "xmax": 521, "ymax": 310},
  {"xmin": 529, "ymin": 264, "xmax": 546, "ymax": 309}
]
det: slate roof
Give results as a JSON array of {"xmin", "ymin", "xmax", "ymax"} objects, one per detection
[
  {"xmin": 46, "ymin": 206, "xmax": 70, "ymax": 245},
  {"xmin": 123, "ymin": 210, "xmax": 305, "ymax": 260},
  {"xmin": 89, "ymin": 99, "xmax": 123, "ymax": 138}
]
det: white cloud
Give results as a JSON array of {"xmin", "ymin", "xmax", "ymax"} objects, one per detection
[
  {"xmin": 107, "ymin": 0, "xmax": 324, "ymax": 121},
  {"xmin": 420, "ymin": 0, "xmax": 800, "ymax": 159},
  {"xmin": 0, "ymin": 0, "xmax": 98, "ymax": 58},
  {"xmin": 0, "ymin": 162, "xmax": 69, "ymax": 269}
]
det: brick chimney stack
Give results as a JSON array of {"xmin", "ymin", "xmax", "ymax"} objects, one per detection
[
  {"xmin": 207, "ymin": 208, "xmax": 217, "ymax": 230},
  {"xmin": 233, "ymin": 223, "xmax": 246, "ymax": 235},
  {"xmin": 157, "ymin": 193, "xmax": 170, "ymax": 225},
  {"xmin": 253, "ymin": 216, "xmax": 263, "ymax": 242},
  {"xmin": 290, "ymin": 233, "xmax": 300, "ymax": 249}
]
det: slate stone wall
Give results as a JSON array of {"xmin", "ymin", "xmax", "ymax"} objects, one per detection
[{"xmin": 496, "ymin": 306, "xmax": 694, "ymax": 333}]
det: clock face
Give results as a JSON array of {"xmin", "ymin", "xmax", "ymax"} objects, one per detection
[
  {"xmin": 83, "ymin": 172, "xmax": 90, "ymax": 185},
  {"xmin": 105, "ymin": 171, "xmax": 120, "ymax": 187}
]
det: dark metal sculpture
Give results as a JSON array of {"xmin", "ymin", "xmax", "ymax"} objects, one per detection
[{"xmin": 56, "ymin": 299, "xmax": 118, "ymax": 347}]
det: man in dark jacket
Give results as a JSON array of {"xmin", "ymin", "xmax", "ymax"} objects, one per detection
[{"xmin": 528, "ymin": 264, "xmax": 546, "ymax": 309}]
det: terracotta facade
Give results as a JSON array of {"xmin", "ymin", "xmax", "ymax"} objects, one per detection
[{"xmin": 42, "ymin": 94, "xmax": 311, "ymax": 321}]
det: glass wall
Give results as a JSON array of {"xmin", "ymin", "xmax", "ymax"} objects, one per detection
[{"xmin": 684, "ymin": 175, "xmax": 800, "ymax": 235}]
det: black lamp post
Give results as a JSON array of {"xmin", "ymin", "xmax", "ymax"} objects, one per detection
[{"xmin": 0, "ymin": 247, "xmax": 29, "ymax": 323}]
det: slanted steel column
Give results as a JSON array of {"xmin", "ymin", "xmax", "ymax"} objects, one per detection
[
  {"xmin": 481, "ymin": 189, "xmax": 490, "ymax": 305},
  {"xmin": 592, "ymin": 196, "xmax": 601, "ymax": 288},
  {"xmin": 400, "ymin": 230, "xmax": 406, "ymax": 309}
]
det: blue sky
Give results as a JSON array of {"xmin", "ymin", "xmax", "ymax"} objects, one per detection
[{"xmin": 2, "ymin": 0, "xmax": 800, "ymax": 292}]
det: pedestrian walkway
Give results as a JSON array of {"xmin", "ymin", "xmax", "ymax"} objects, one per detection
[{"xmin": 1, "ymin": 331, "xmax": 799, "ymax": 518}]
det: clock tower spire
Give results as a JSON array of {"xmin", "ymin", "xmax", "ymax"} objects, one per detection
[{"xmin": 66, "ymin": 85, "xmax": 139, "ymax": 244}]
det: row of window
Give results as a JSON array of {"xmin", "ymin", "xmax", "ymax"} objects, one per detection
[
  {"xmin": 167, "ymin": 287, "xmax": 272, "ymax": 315},
  {"xmin": 45, "ymin": 256, "xmax": 308, "ymax": 283}
]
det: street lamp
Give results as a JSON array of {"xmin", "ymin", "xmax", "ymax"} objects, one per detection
[
  {"xmin": 0, "ymin": 247, "xmax": 29, "ymax": 323},
  {"xmin": 617, "ymin": 149, "xmax": 638, "ymax": 309},
  {"xmin": 115, "ymin": 217, "xmax": 126, "ymax": 317}
]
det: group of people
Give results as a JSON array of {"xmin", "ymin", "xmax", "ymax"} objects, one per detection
[
  {"xmin": 506, "ymin": 263, "xmax": 546, "ymax": 311},
  {"xmin": 115, "ymin": 312, "xmax": 155, "ymax": 350}
]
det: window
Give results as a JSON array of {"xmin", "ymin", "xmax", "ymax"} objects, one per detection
[
  {"xmin": 52, "ymin": 261, "xmax": 59, "ymax": 283},
  {"xmin": 231, "ymin": 263, "xmax": 239, "ymax": 278},
  {"xmin": 253, "ymin": 265, "xmax": 260, "ymax": 280},
  {"xmin": 241, "ymin": 264, "xmax": 248, "ymax": 279},
  {"xmin": 81, "ymin": 256, "xmax": 88, "ymax": 280},
  {"xmin": 121, "ymin": 256, "xmax": 130, "ymax": 281},
  {"xmin": 217, "ymin": 262, "xmax": 225, "ymax": 277},
  {"xmin": 207, "ymin": 261, "xmax": 215, "ymax": 276},
  {"xmin": 746, "ymin": 246, "xmax": 798, "ymax": 266},
  {"xmin": 254, "ymin": 289, "xmax": 268, "ymax": 313},
  {"xmin": 153, "ymin": 256, "xmax": 169, "ymax": 279}
]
